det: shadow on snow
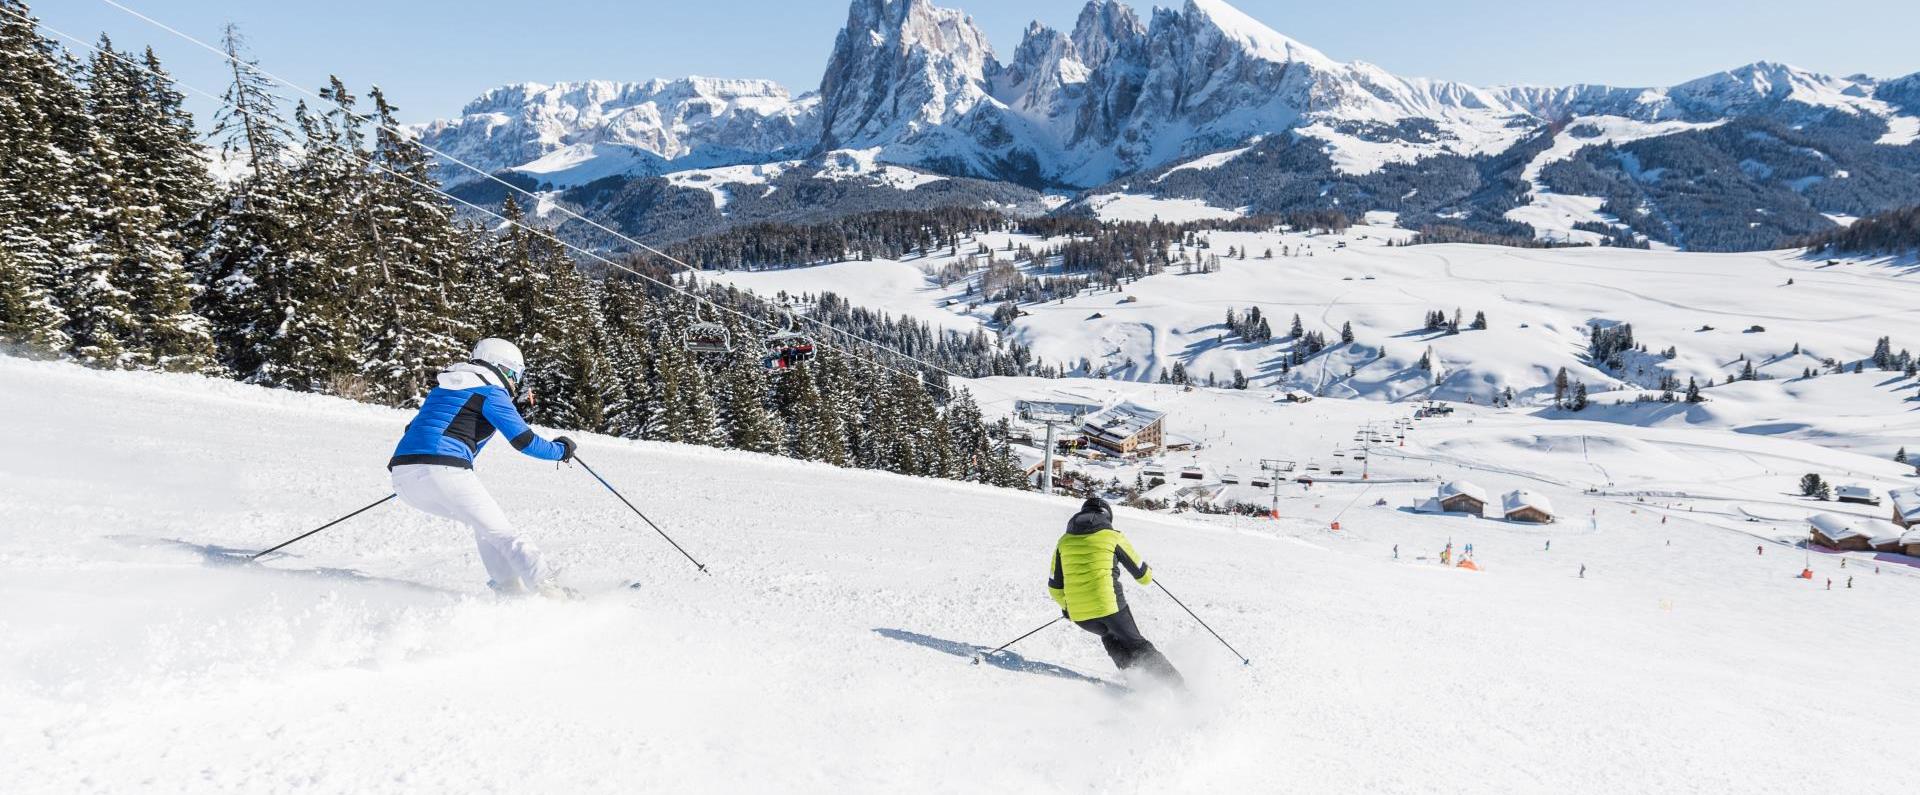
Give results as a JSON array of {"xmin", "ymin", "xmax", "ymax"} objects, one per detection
[
  {"xmin": 872, "ymin": 628, "xmax": 1127, "ymax": 691},
  {"xmin": 109, "ymin": 535, "xmax": 465, "ymax": 597}
]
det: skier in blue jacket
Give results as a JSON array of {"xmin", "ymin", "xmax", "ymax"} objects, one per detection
[{"xmin": 389, "ymin": 338, "xmax": 576, "ymax": 596}]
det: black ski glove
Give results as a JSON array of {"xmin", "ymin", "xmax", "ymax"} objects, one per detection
[{"xmin": 555, "ymin": 436, "xmax": 577, "ymax": 463}]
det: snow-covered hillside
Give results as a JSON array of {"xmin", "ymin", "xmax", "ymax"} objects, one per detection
[
  {"xmin": 706, "ymin": 225, "xmax": 1920, "ymax": 419},
  {"xmin": 4, "ymin": 353, "xmax": 1918, "ymax": 792}
]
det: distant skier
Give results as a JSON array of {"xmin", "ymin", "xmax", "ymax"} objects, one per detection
[
  {"xmin": 1393, "ymin": 544, "xmax": 1399, "ymax": 559},
  {"xmin": 1048, "ymin": 498, "xmax": 1182, "ymax": 686},
  {"xmin": 1579, "ymin": 564, "xmax": 1586, "ymax": 579},
  {"xmin": 1544, "ymin": 539, "xmax": 1551, "ymax": 552},
  {"xmin": 388, "ymin": 339, "xmax": 577, "ymax": 596}
]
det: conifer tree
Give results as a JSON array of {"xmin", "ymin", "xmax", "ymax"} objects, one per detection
[
  {"xmin": 719, "ymin": 352, "xmax": 784, "ymax": 455},
  {"xmin": 356, "ymin": 86, "xmax": 467, "ymax": 404},
  {"xmin": 199, "ymin": 26, "xmax": 300, "ymax": 382},
  {"xmin": 598, "ymin": 277, "xmax": 658, "ymax": 438},
  {"xmin": 775, "ymin": 356, "xmax": 845, "ymax": 464},
  {"xmin": 0, "ymin": 1, "xmax": 80, "ymax": 355},
  {"xmin": 84, "ymin": 38, "xmax": 215, "ymax": 372}
]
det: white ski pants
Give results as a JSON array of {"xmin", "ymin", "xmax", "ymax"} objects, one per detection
[{"xmin": 391, "ymin": 464, "xmax": 547, "ymax": 593}]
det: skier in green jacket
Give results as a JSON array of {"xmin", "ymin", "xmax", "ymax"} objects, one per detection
[{"xmin": 1048, "ymin": 498, "xmax": 1182, "ymax": 684}]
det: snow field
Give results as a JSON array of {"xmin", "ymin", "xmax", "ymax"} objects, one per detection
[
  {"xmin": 710, "ymin": 226, "xmax": 1920, "ymax": 429},
  {"xmin": 3, "ymin": 355, "xmax": 1918, "ymax": 792}
]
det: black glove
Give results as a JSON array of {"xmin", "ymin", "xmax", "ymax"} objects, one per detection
[
  {"xmin": 1061, "ymin": 609, "xmax": 1071, "ymax": 620},
  {"xmin": 554, "ymin": 436, "xmax": 577, "ymax": 463}
]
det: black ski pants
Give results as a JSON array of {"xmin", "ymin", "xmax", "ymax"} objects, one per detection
[{"xmin": 1075, "ymin": 606, "xmax": 1180, "ymax": 680}]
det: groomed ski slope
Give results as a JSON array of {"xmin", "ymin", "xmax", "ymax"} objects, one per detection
[{"xmin": 2, "ymin": 356, "xmax": 1915, "ymax": 793}]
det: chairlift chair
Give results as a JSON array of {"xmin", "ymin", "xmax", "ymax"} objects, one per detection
[
  {"xmin": 685, "ymin": 321, "xmax": 733, "ymax": 355},
  {"xmin": 762, "ymin": 309, "xmax": 818, "ymax": 372}
]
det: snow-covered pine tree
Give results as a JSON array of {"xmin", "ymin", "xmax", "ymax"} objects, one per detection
[
  {"xmin": 1340, "ymin": 321, "xmax": 1354, "ymax": 345},
  {"xmin": 198, "ymin": 25, "xmax": 300, "ymax": 383},
  {"xmin": 648, "ymin": 299, "xmax": 723, "ymax": 446},
  {"xmin": 718, "ymin": 349, "xmax": 783, "ymax": 455},
  {"xmin": 597, "ymin": 277, "xmax": 658, "ymax": 439},
  {"xmin": 61, "ymin": 50, "xmax": 139, "ymax": 368},
  {"xmin": 775, "ymin": 354, "xmax": 846, "ymax": 465},
  {"xmin": 1289, "ymin": 313, "xmax": 1304, "ymax": 339},
  {"xmin": 355, "ymin": 86, "xmax": 467, "ymax": 405},
  {"xmin": 488, "ymin": 196, "xmax": 616, "ymax": 429},
  {"xmin": 83, "ymin": 38, "xmax": 215, "ymax": 373},
  {"xmin": 0, "ymin": 1, "xmax": 80, "ymax": 355}
]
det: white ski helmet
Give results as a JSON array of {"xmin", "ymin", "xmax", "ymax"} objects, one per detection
[{"xmin": 471, "ymin": 338, "xmax": 526, "ymax": 388}]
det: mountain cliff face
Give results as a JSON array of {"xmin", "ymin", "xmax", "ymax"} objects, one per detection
[{"xmin": 414, "ymin": 0, "xmax": 1920, "ymax": 251}]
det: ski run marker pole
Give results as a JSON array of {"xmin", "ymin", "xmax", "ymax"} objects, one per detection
[
  {"xmin": 973, "ymin": 616, "xmax": 1065, "ymax": 665},
  {"xmin": 1156, "ymin": 581, "xmax": 1252, "ymax": 665},
  {"xmin": 250, "ymin": 494, "xmax": 398, "ymax": 560},
  {"xmin": 575, "ymin": 456, "xmax": 710, "ymax": 575}
]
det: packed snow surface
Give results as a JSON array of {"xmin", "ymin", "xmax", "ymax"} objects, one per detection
[
  {"xmin": 4, "ymin": 352, "xmax": 1918, "ymax": 792},
  {"xmin": 1083, "ymin": 192, "xmax": 1245, "ymax": 223}
]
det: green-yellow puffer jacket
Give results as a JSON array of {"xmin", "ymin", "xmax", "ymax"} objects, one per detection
[{"xmin": 1048, "ymin": 508, "xmax": 1152, "ymax": 621}]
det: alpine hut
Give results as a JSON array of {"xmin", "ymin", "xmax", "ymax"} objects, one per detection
[
  {"xmin": 1501, "ymin": 490, "xmax": 1555, "ymax": 523},
  {"xmin": 1808, "ymin": 513, "xmax": 1872, "ymax": 551},
  {"xmin": 1890, "ymin": 488, "xmax": 1920, "ymax": 529},
  {"xmin": 1436, "ymin": 481, "xmax": 1489, "ymax": 516}
]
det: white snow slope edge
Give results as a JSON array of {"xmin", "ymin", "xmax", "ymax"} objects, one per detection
[{"xmin": 2, "ymin": 356, "xmax": 1915, "ymax": 793}]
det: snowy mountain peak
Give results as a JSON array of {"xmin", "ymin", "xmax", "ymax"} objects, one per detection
[
  {"xmin": 418, "ymin": 0, "xmax": 1920, "ymax": 209},
  {"xmin": 817, "ymin": 0, "xmax": 1001, "ymax": 152},
  {"xmin": 1179, "ymin": 0, "xmax": 1338, "ymax": 71},
  {"xmin": 412, "ymin": 76, "xmax": 818, "ymax": 188},
  {"xmin": 1069, "ymin": 0, "xmax": 1146, "ymax": 70}
]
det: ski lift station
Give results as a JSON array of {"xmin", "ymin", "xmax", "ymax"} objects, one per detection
[{"xmin": 1080, "ymin": 402, "xmax": 1168, "ymax": 458}]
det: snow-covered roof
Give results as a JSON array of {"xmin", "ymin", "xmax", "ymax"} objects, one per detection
[
  {"xmin": 1808, "ymin": 513, "xmax": 1868, "ymax": 542},
  {"xmin": 1835, "ymin": 484, "xmax": 1874, "ymax": 498},
  {"xmin": 1502, "ymin": 490, "xmax": 1554, "ymax": 517},
  {"xmin": 1891, "ymin": 488, "xmax": 1920, "ymax": 522},
  {"xmin": 1413, "ymin": 497, "xmax": 1445, "ymax": 514},
  {"xmin": 1437, "ymin": 481, "xmax": 1490, "ymax": 505},
  {"xmin": 1082, "ymin": 402, "xmax": 1167, "ymax": 442},
  {"xmin": 1008, "ymin": 444, "xmax": 1046, "ymax": 470},
  {"xmin": 1904, "ymin": 527, "xmax": 1920, "ymax": 546}
]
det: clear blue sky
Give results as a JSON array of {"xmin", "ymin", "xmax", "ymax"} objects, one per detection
[{"xmin": 33, "ymin": 0, "xmax": 1920, "ymax": 129}]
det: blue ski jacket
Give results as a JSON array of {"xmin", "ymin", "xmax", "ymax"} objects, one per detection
[{"xmin": 388, "ymin": 362, "xmax": 566, "ymax": 470}]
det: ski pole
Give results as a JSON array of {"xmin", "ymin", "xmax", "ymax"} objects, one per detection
[
  {"xmin": 575, "ymin": 456, "xmax": 710, "ymax": 575},
  {"xmin": 973, "ymin": 616, "xmax": 1065, "ymax": 665},
  {"xmin": 1155, "ymin": 581, "xmax": 1251, "ymax": 665},
  {"xmin": 250, "ymin": 494, "xmax": 398, "ymax": 560}
]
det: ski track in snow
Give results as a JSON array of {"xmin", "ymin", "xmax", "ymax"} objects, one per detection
[{"xmin": 3, "ymin": 356, "xmax": 1918, "ymax": 792}]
